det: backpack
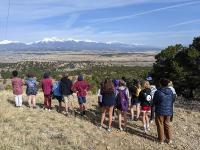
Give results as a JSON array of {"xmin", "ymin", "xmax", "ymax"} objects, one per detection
[{"xmin": 116, "ymin": 88, "xmax": 129, "ymax": 112}]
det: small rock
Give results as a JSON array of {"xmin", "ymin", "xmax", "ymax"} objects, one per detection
[{"xmin": 106, "ymin": 146, "xmax": 111, "ymax": 150}]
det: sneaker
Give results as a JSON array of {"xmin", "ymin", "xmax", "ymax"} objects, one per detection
[
  {"xmin": 167, "ymin": 140, "xmax": 173, "ymax": 144},
  {"xmin": 134, "ymin": 117, "xmax": 139, "ymax": 121},
  {"xmin": 48, "ymin": 109, "xmax": 51, "ymax": 111},
  {"xmin": 99, "ymin": 125, "xmax": 102, "ymax": 130},
  {"xmin": 150, "ymin": 120, "xmax": 154, "ymax": 124},
  {"xmin": 112, "ymin": 116, "xmax": 115, "ymax": 121},
  {"xmin": 143, "ymin": 126, "xmax": 147, "ymax": 133},
  {"xmin": 160, "ymin": 142, "xmax": 164, "ymax": 145},
  {"xmin": 119, "ymin": 127, "xmax": 123, "ymax": 131},
  {"xmin": 146, "ymin": 124, "xmax": 150, "ymax": 131},
  {"xmin": 107, "ymin": 128, "xmax": 112, "ymax": 132}
]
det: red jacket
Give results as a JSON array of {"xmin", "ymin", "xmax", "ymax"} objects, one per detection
[
  {"xmin": 41, "ymin": 78, "xmax": 53, "ymax": 95},
  {"xmin": 72, "ymin": 80, "xmax": 90, "ymax": 97}
]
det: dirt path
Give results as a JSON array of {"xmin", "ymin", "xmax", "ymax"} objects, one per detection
[{"xmin": 0, "ymin": 91, "xmax": 199, "ymax": 150}]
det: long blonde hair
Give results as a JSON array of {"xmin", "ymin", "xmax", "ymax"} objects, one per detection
[{"xmin": 141, "ymin": 80, "xmax": 150, "ymax": 89}]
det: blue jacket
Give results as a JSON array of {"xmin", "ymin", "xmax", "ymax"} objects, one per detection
[
  {"xmin": 153, "ymin": 87, "xmax": 174, "ymax": 116},
  {"xmin": 52, "ymin": 82, "xmax": 62, "ymax": 97}
]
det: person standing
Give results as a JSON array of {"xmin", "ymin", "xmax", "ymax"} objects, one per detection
[
  {"xmin": 52, "ymin": 80, "xmax": 63, "ymax": 112},
  {"xmin": 168, "ymin": 81, "xmax": 177, "ymax": 122},
  {"xmin": 41, "ymin": 72, "xmax": 53, "ymax": 111},
  {"xmin": 71, "ymin": 75, "xmax": 90, "ymax": 116},
  {"xmin": 11, "ymin": 70, "xmax": 23, "ymax": 107},
  {"xmin": 153, "ymin": 78, "xmax": 174, "ymax": 144},
  {"xmin": 116, "ymin": 80, "xmax": 129, "ymax": 131},
  {"xmin": 25, "ymin": 73, "xmax": 37, "ymax": 109},
  {"xmin": 60, "ymin": 74, "xmax": 73, "ymax": 114},
  {"xmin": 100, "ymin": 78, "xmax": 115, "ymax": 132},
  {"xmin": 130, "ymin": 80, "xmax": 141, "ymax": 121},
  {"xmin": 146, "ymin": 76, "xmax": 157, "ymax": 123},
  {"xmin": 138, "ymin": 81, "xmax": 152, "ymax": 133}
]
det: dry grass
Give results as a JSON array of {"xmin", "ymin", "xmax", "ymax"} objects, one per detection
[{"xmin": 0, "ymin": 91, "xmax": 199, "ymax": 150}]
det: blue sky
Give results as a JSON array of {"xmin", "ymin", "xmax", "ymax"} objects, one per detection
[{"xmin": 0, "ymin": 0, "xmax": 200, "ymax": 47}]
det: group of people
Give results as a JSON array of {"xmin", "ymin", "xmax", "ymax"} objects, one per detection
[
  {"xmin": 11, "ymin": 70, "xmax": 90, "ymax": 115},
  {"xmin": 11, "ymin": 70, "xmax": 176, "ymax": 144},
  {"xmin": 98, "ymin": 77, "xmax": 176, "ymax": 144}
]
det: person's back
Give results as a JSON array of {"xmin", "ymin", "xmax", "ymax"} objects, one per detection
[
  {"xmin": 12, "ymin": 77, "xmax": 23, "ymax": 95},
  {"xmin": 139, "ymin": 88, "xmax": 152, "ymax": 107},
  {"xmin": 26, "ymin": 77, "xmax": 37, "ymax": 95},
  {"xmin": 53, "ymin": 81, "xmax": 62, "ymax": 97},
  {"xmin": 60, "ymin": 77, "xmax": 73, "ymax": 96},
  {"xmin": 153, "ymin": 78, "xmax": 174, "ymax": 144},
  {"xmin": 42, "ymin": 78, "xmax": 53, "ymax": 95},
  {"xmin": 72, "ymin": 80, "xmax": 89, "ymax": 97},
  {"xmin": 154, "ymin": 87, "xmax": 173, "ymax": 116},
  {"xmin": 116, "ymin": 85, "xmax": 129, "ymax": 112},
  {"xmin": 11, "ymin": 70, "xmax": 23, "ymax": 107}
]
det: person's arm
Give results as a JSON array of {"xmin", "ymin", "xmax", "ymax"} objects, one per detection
[
  {"xmin": 126, "ymin": 88, "xmax": 130, "ymax": 98},
  {"xmin": 152, "ymin": 91, "xmax": 159, "ymax": 106},
  {"xmin": 86, "ymin": 82, "xmax": 90, "ymax": 91},
  {"xmin": 71, "ymin": 82, "xmax": 77, "ymax": 93}
]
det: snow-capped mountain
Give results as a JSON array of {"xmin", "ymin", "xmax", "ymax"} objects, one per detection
[{"xmin": 0, "ymin": 38, "xmax": 160, "ymax": 53}]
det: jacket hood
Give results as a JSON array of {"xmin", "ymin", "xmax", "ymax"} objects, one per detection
[
  {"xmin": 158, "ymin": 87, "xmax": 173, "ymax": 95},
  {"xmin": 61, "ymin": 77, "xmax": 70, "ymax": 82},
  {"xmin": 118, "ymin": 86, "xmax": 126, "ymax": 90}
]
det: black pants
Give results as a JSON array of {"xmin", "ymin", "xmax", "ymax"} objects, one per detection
[{"xmin": 150, "ymin": 106, "xmax": 155, "ymax": 120}]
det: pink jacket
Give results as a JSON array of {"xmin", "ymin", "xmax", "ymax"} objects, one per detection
[
  {"xmin": 72, "ymin": 81, "xmax": 90, "ymax": 97},
  {"xmin": 12, "ymin": 77, "xmax": 23, "ymax": 95}
]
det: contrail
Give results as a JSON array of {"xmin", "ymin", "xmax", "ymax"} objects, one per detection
[
  {"xmin": 90, "ymin": 1, "xmax": 200, "ymax": 24},
  {"xmin": 168, "ymin": 19, "xmax": 200, "ymax": 28}
]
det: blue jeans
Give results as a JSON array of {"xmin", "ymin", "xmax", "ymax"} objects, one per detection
[{"xmin": 78, "ymin": 96, "xmax": 86, "ymax": 104}]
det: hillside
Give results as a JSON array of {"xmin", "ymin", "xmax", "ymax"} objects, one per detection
[{"xmin": 0, "ymin": 91, "xmax": 199, "ymax": 150}]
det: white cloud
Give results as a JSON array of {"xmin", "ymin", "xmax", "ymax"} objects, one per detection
[
  {"xmin": 88, "ymin": 1, "xmax": 200, "ymax": 24},
  {"xmin": 168, "ymin": 19, "xmax": 200, "ymax": 28},
  {"xmin": 0, "ymin": 0, "xmax": 193, "ymax": 21}
]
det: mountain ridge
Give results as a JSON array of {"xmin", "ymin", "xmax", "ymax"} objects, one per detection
[{"xmin": 0, "ymin": 38, "xmax": 160, "ymax": 53}]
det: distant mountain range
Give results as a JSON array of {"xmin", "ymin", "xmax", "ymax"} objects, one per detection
[{"xmin": 0, "ymin": 38, "xmax": 160, "ymax": 53}]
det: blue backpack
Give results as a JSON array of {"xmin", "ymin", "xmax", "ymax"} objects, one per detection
[{"xmin": 116, "ymin": 88, "xmax": 129, "ymax": 112}]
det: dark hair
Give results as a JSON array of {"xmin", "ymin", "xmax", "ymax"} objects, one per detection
[
  {"xmin": 62, "ymin": 73, "xmax": 68, "ymax": 78},
  {"xmin": 78, "ymin": 75, "xmax": 83, "ymax": 81},
  {"xmin": 43, "ymin": 72, "xmax": 50, "ymax": 79},
  {"xmin": 160, "ymin": 78, "xmax": 170, "ymax": 87},
  {"xmin": 119, "ymin": 80, "xmax": 126, "ymax": 87},
  {"xmin": 122, "ymin": 76, "xmax": 126, "ymax": 81},
  {"xmin": 12, "ymin": 70, "xmax": 18, "ymax": 77},
  {"xmin": 102, "ymin": 78, "xmax": 114, "ymax": 92},
  {"xmin": 27, "ymin": 73, "xmax": 34, "ymax": 78}
]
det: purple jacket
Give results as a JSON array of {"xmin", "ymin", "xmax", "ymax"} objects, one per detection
[{"xmin": 12, "ymin": 77, "xmax": 23, "ymax": 95}]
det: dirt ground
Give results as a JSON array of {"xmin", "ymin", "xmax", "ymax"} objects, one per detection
[{"xmin": 0, "ymin": 91, "xmax": 199, "ymax": 150}]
